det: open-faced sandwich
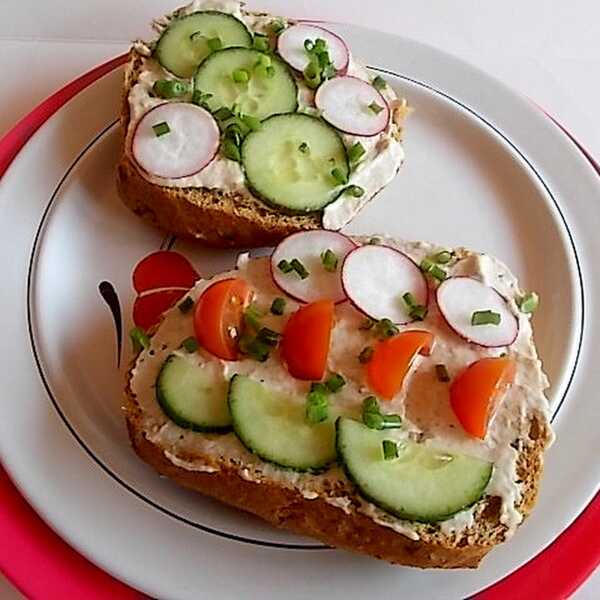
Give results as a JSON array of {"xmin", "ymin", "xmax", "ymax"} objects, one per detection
[
  {"xmin": 117, "ymin": 1, "xmax": 408, "ymax": 247},
  {"xmin": 125, "ymin": 230, "xmax": 551, "ymax": 568}
]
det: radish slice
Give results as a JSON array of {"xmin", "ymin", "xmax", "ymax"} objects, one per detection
[
  {"xmin": 315, "ymin": 76, "xmax": 390, "ymax": 137},
  {"xmin": 271, "ymin": 230, "xmax": 356, "ymax": 304},
  {"xmin": 277, "ymin": 24, "xmax": 349, "ymax": 73},
  {"xmin": 436, "ymin": 277, "xmax": 519, "ymax": 347},
  {"xmin": 341, "ymin": 245, "xmax": 428, "ymax": 323},
  {"xmin": 132, "ymin": 102, "xmax": 219, "ymax": 179}
]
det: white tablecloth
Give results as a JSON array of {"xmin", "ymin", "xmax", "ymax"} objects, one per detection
[{"xmin": 1, "ymin": 1, "xmax": 598, "ymax": 597}]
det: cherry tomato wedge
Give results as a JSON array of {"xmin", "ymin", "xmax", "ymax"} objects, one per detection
[
  {"xmin": 449, "ymin": 356, "xmax": 516, "ymax": 439},
  {"xmin": 194, "ymin": 278, "xmax": 252, "ymax": 361},
  {"xmin": 281, "ymin": 300, "xmax": 335, "ymax": 380},
  {"xmin": 366, "ymin": 330, "xmax": 434, "ymax": 400}
]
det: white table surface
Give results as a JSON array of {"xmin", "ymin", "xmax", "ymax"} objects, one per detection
[{"xmin": 0, "ymin": 1, "xmax": 598, "ymax": 597}]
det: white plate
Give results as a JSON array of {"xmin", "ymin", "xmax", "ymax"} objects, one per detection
[{"xmin": 1, "ymin": 24, "xmax": 599, "ymax": 599}]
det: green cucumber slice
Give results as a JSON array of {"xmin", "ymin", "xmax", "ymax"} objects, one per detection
[
  {"xmin": 336, "ymin": 418, "xmax": 493, "ymax": 522},
  {"xmin": 228, "ymin": 375, "xmax": 337, "ymax": 472},
  {"xmin": 156, "ymin": 354, "xmax": 231, "ymax": 432},
  {"xmin": 194, "ymin": 48, "xmax": 297, "ymax": 120},
  {"xmin": 156, "ymin": 11, "xmax": 252, "ymax": 78},
  {"xmin": 241, "ymin": 113, "xmax": 349, "ymax": 212}
]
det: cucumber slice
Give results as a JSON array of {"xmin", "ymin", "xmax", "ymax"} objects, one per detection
[
  {"xmin": 156, "ymin": 354, "xmax": 231, "ymax": 432},
  {"xmin": 194, "ymin": 48, "xmax": 297, "ymax": 120},
  {"xmin": 336, "ymin": 418, "xmax": 493, "ymax": 522},
  {"xmin": 156, "ymin": 11, "xmax": 252, "ymax": 78},
  {"xmin": 228, "ymin": 375, "xmax": 337, "ymax": 472},
  {"xmin": 241, "ymin": 113, "xmax": 349, "ymax": 212}
]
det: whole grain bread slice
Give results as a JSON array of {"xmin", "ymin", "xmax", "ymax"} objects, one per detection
[
  {"xmin": 118, "ymin": 49, "xmax": 324, "ymax": 248},
  {"xmin": 123, "ymin": 342, "xmax": 551, "ymax": 568}
]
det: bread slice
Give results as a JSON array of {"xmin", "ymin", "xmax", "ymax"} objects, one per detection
[
  {"xmin": 123, "ymin": 237, "xmax": 552, "ymax": 568},
  {"xmin": 117, "ymin": 50, "xmax": 321, "ymax": 248}
]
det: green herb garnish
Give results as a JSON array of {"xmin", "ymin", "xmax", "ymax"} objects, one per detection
[
  {"xmin": 372, "ymin": 75, "xmax": 387, "ymax": 91},
  {"xmin": 331, "ymin": 167, "xmax": 348, "ymax": 185},
  {"xmin": 256, "ymin": 327, "xmax": 281, "ymax": 347},
  {"xmin": 368, "ymin": 101, "xmax": 384, "ymax": 115},
  {"xmin": 191, "ymin": 90, "xmax": 213, "ymax": 108},
  {"xmin": 270, "ymin": 19, "xmax": 286, "ymax": 34},
  {"xmin": 362, "ymin": 397, "xmax": 402, "ymax": 430},
  {"xmin": 518, "ymin": 291, "xmax": 539, "ymax": 314},
  {"xmin": 368, "ymin": 237, "xmax": 381, "ymax": 245},
  {"xmin": 298, "ymin": 142, "xmax": 310, "ymax": 154},
  {"xmin": 382, "ymin": 440, "xmax": 399, "ymax": 460},
  {"xmin": 153, "ymin": 79, "xmax": 189, "ymax": 99},
  {"xmin": 306, "ymin": 384, "xmax": 329, "ymax": 424},
  {"xmin": 270, "ymin": 297, "xmax": 286, "ymax": 315},
  {"xmin": 238, "ymin": 335, "xmax": 270, "ymax": 362},
  {"xmin": 152, "ymin": 121, "xmax": 170, "ymax": 137},
  {"xmin": 402, "ymin": 292, "xmax": 428, "ymax": 321},
  {"xmin": 431, "ymin": 250, "xmax": 453, "ymax": 264},
  {"xmin": 359, "ymin": 346, "xmax": 374, "ymax": 363},
  {"xmin": 375, "ymin": 318, "xmax": 399, "ymax": 339},
  {"xmin": 420, "ymin": 258, "xmax": 447, "ymax": 282},
  {"xmin": 252, "ymin": 34, "xmax": 269, "ymax": 52},
  {"xmin": 178, "ymin": 296, "xmax": 194, "ymax": 313},
  {"xmin": 290, "ymin": 258, "xmax": 309, "ymax": 279},
  {"xmin": 232, "ymin": 68, "xmax": 250, "ymax": 83},
  {"xmin": 130, "ymin": 327, "xmax": 150, "ymax": 353},
  {"xmin": 348, "ymin": 141, "xmax": 366, "ymax": 165},
  {"xmin": 325, "ymin": 373, "xmax": 346, "ymax": 393},
  {"xmin": 277, "ymin": 259, "xmax": 294, "ymax": 274},
  {"xmin": 181, "ymin": 336, "xmax": 199, "ymax": 353},
  {"xmin": 244, "ymin": 303, "xmax": 264, "ymax": 331},
  {"xmin": 471, "ymin": 310, "xmax": 501, "ymax": 326},
  {"xmin": 435, "ymin": 364, "xmax": 450, "ymax": 383},
  {"xmin": 221, "ymin": 138, "xmax": 241, "ymax": 162},
  {"xmin": 320, "ymin": 248, "xmax": 338, "ymax": 272},
  {"xmin": 345, "ymin": 185, "xmax": 365, "ymax": 197},
  {"xmin": 241, "ymin": 114, "xmax": 261, "ymax": 131},
  {"xmin": 214, "ymin": 107, "xmax": 234, "ymax": 121}
]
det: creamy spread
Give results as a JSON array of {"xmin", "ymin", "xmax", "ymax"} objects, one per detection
[
  {"xmin": 129, "ymin": 237, "xmax": 553, "ymax": 541},
  {"xmin": 126, "ymin": 0, "xmax": 406, "ymax": 230}
]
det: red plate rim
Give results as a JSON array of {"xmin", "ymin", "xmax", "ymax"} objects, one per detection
[{"xmin": 0, "ymin": 53, "xmax": 598, "ymax": 600}]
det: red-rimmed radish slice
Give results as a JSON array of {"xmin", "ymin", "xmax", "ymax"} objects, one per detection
[
  {"xmin": 277, "ymin": 24, "xmax": 349, "ymax": 73},
  {"xmin": 132, "ymin": 102, "xmax": 219, "ymax": 179},
  {"xmin": 271, "ymin": 230, "xmax": 356, "ymax": 303},
  {"xmin": 436, "ymin": 277, "xmax": 519, "ymax": 347},
  {"xmin": 342, "ymin": 244, "xmax": 428, "ymax": 323},
  {"xmin": 132, "ymin": 251, "xmax": 199, "ymax": 293},
  {"xmin": 315, "ymin": 76, "xmax": 389, "ymax": 136}
]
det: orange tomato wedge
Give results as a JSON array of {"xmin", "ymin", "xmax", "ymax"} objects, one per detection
[
  {"xmin": 366, "ymin": 330, "xmax": 434, "ymax": 400},
  {"xmin": 281, "ymin": 300, "xmax": 335, "ymax": 380},
  {"xmin": 449, "ymin": 356, "xmax": 516, "ymax": 439},
  {"xmin": 193, "ymin": 278, "xmax": 252, "ymax": 361}
]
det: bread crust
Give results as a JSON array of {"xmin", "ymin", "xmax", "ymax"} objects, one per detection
[{"xmin": 124, "ymin": 367, "xmax": 550, "ymax": 568}]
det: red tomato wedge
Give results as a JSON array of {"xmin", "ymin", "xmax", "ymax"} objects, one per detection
[
  {"xmin": 366, "ymin": 330, "xmax": 434, "ymax": 400},
  {"xmin": 133, "ymin": 289, "xmax": 188, "ymax": 331},
  {"xmin": 281, "ymin": 300, "xmax": 335, "ymax": 380},
  {"xmin": 132, "ymin": 251, "xmax": 199, "ymax": 293},
  {"xmin": 450, "ymin": 356, "xmax": 516, "ymax": 439},
  {"xmin": 194, "ymin": 278, "xmax": 252, "ymax": 361}
]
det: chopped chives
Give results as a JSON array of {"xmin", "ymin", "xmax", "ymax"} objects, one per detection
[
  {"xmin": 270, "ymin": 19, "xmax": 286, "ymax": 34},
  {"xmin": 153, "ymin": 79, "xmax": 189, "ymax": 99},
  {"xmin": 181, "ymin": 336, "xmax": 199, "ymax": 353},
  {"xmin": 314, "ymin": 38, "xmax": 327, "ymax": 52},
  {"xmin": 375, "ymin": 318, "xmax": 399, "ymax": 339},
  {"xmin": 325, "ymin": 373, "xmax": 345, "ymax": 393},
  {"xmin": 303, "ymin": 39, "xmax": 315, "ymax": 52},
  {"xmin": 420, "ymin": 258, "xmax": 447, "ymax": 282},
  {"xmin": 359, "ymin": 346, "xmax": 374, "ymax": 363},
  {"xmin": 298, "ymin": 142, "xmax": 310, "ymax": 154},
  {"xmin": 362, "ymin": 397, "xmax": 402, "ymax": 430},
  {"xmin": 265, "ymin": 65, "xmax": 276, "ymax": 78},
  {"xmin": 402, "ymin": 292, "xmax": 417, "ymax": 308},
  {"xmin": 152, "ymin": 121, "xmax": 170, "ymax": 137},
  {"xmin": 435, "ymin": 363, "xmax": 450, "ymax": 383},
  {"xmin": 232, "ymin": 68, "xmax": 250, "ymax": 83},
  {"xmin": 518, "ymin": 291, "xmax": 539, "ymax": 314},
  {"xmin": 270, "ymin": 297, "xmax": 286, "ymax": 315},
  {"xmin": 402, "ymin": 292, "xmax": 428, "ymax": 321},
  {"xmin": 306, "ymin": 385, "xmax": 329, "ymax": 424},
  {"xmin": 191, "ymin": 90, "xmax": 212, "ymax": 108},
  {"xmin": 368, "ymin": 101, "xmax": 384, "ymax": 115},
  {"xmin": 252, "ymin": 34, "xmax": 269, "ymax": 52},
  {"xmin": 382, "ymin": 440, "xmax": 398, "ymax": 460},
  {"xmin": 331, "ymin": 167, "xmax": 348, "ymax": 185},
  {"xmin": 256, "ymin": 327, "xmax": 281, "ymax": 347},
  {"xmin": 207, "ymin": 36, "xmax": 222, "ymax": 52},
  {"xmin": 431, "ymin": 250, "xmax": 453, "ymax": 264},
  {"xmin": 178, "ymin": 296, "xmax": 194, "ymax": 313},
  {"xmin": 221, "ymin": 138, "xmax": 241, "ymax": 162},
  {"xmin": 348, "ymin": 141, "xmax": 366, "ymax": 164},
  {"xmin": 345, "ymin": 185, "xmax": 365, "ymax": 197},
  {"xmin": 225, "ymin": 123, "xmax": 243, "ymax": 146},
  {"xmin": 214, "ymin": 107, "xmax": 234, "ymax": 121},
  {"xmin": 471, "ymin": 310, "xmax": 501, "ymax": 326},
  {"xmin": 244, "ymin": 303, "xmax": 264, "ymax": 331},
  {"xmin": 241, "ymin": 114, "xmax": 261, "ymax": 131},
  {"xmin": 290, "ymin": 258, "xmax": 309, "ymax": 279},
  {"xmin": 372, "ymin": 75, "xmax": 387, "ymax": 91},
  {"xmin": 130, "ymin": 327, "xmax": 150, "ymax": 353},
  {"xmin": 368, "ymin": 237, "xmax": 381, "ymax": 245},
  {"xmin": 238, "ymin": 335, "xmax": 270, "ymax": 362},
  {"xmin": 277, "ymin": 259, "xmax": 294, "ymax": 274},
  {"xmin": 320, "ymin": 248, "xmax": 338, "ymax": 272},
  {"xmin": 381, "ymin": 415, "xmax": 402, "ymax": 428}
]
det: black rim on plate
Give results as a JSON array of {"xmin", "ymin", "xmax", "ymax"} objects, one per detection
[{"xmin": 25, "ymin": 67, "xmax": 585, "ymax": 551}]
